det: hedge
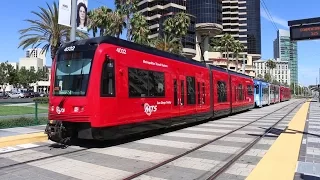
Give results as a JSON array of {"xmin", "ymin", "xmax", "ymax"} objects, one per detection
[
  {"xmin": 33, "ymin": 97, "xmax": 49, "ymax": 104},
  {"xmin": 0, "ymin": 117, "xmax": 48, "ymax": 129}
]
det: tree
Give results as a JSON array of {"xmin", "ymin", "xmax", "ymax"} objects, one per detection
[
  {"xmin": 36, "ymin": 67, "xmax": 49, "ymax": 81},
  {"xmin": 257, "ymin": 74, "xmax": 263, "ymax": 79},
  {"xmin": 151, "ymin": 34, "xmax": 182, "ymax": 54},
  {"xmin": 18, "ymin": 2, "xmax": 88, "ymax": 63},
  {"xmin": 153, "ymin": 12, "xmax": 190, "ymax": 54},
  {"xmin": 130, "ymin": 12, "xmax": 150, "ymax": 45},
  {"xmin": 264, "ymin": 73, "xmax": 272, "ymax": 83},
  {"xmin": 87, "ymin": 9, "xmax": 98, "ymax": 37},
  {"xmin": 266, "ymin": 59, "xmax": 276, "ymax": 81},
  {"xmin": 0, "ymin": 62, "xmax": 17, "ymax": 91},
  {"xmin": 163, "ymin": 12, "xmax": 191, "ymax": 39},
  {"xmin": 233, "ymin": 41, "xmax": 245, "ymax": 72},
  {"xmin": 218, "ymin": 34, "xmax": 236, "ymax": 70},
  {"xmin": 115, "ymin": 0, "xmax": 140, "ymax": 40},
  {"xmin": 88, "ymin": 6, "xmax": 125, "ymax": 38},
  {"xmin": 17, "ymin": 67, "xmax": 30, "ymax": 88},
  {"xmin": 209, "ymin": 38, "xmax": 221, "ymax": 52},
  {"xmin": 107, "ymin": 10, "xmax": 126, "ymax": 38}
]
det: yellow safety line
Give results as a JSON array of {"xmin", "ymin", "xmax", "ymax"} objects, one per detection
[
  {"xmin": 246, "ymin": 100, "xmax": 310, "ymax": 180},
  {"xmin": 0, "ymin": 132, "xmax": 48, "ymax": 148}
]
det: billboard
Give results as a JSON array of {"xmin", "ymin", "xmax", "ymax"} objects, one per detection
[
  {"xmin": 58, "ymin": 0, "xmax": 88, "ymax": 32},
  {"xmin": 58, "ymin": 0, "xmax": 71, "ymax": 27},
  {"xmin": 290, "ymin": 23, "xmax": 320, "ymax": 41},
  {"xmin": 76, "ymin": 0, "xmax": 88, "ymax": 32}
]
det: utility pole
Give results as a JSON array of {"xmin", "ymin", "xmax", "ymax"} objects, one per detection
[{"xmin": 70, "ymin": 0, "xmax": 77, "ymax": 41}]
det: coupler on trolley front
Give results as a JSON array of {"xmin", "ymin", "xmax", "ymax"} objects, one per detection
[{"xmin": 45, "ymin": 120, "xmax": 75, "ymax": 144}]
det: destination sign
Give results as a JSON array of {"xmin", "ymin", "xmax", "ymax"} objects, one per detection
[{"xmin": 290, "ymin": 23, "xmax": 320, "ymax": 41}]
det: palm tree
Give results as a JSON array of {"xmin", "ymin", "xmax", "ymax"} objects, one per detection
[
  {"xmin": 219, "ymin": 34, "xmax": 236, "ymax": 70},
  {"xmin": 266, "ymin": 59, "xmax": 277, "ymax": 81},
  {"xmin": 130, "ymin": 12, "xmax": 150, "ymax": 45},
  {"xmin": 93, "ymin": 6, "xmax": 114, "ymax": 36},
  {"xmin": 115, "ymin": 0, "xmax": 140, "ymax": 40},
  {"xmin": 163, "ymin": 12, "xmax": 191, "ymax": 38},
  {"xmin": 233, "ymin": 40, "xmax": 245, "ymax": 72},
  {"xmin": 209, "ymin": 37, "xmax": 221, "ymax": 52},
  {"xmin": 107, "ymin": 10, "xmax": 126, "ymax": 38},
  {"xmin": 151, "ymin": 34, "xmax": 182, "ymax": 54},
  {"xmin": 87, "ymin": 9, "xmax": 98, "ymax": 37},
  {"xmin": 18, "ymin": 2, "xmax": 88, "ymax": 63}
]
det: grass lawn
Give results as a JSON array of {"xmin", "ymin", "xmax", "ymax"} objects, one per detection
[
  {"xmin": 37, "ymin": 103, "xmax": 49, "ymax": 109},
  {"xmin": 0, "ymin": 105, "xmax": 48, "ymax": 116}
]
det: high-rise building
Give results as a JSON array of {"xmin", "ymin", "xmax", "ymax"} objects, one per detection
[
  {"xmin": 137, "ymin": 0, "xmax": 197, "ymax": 58},
  {"xmin": 254, "ymin": 58, "xmax": 291, "ymax": 85},
  {"xmin": 216, "ymin": 0, "xmax": 261, "ymax": 62},
  {"xmin": 273, "ymin": 29, "xmax": 298, "ymax": 84}
]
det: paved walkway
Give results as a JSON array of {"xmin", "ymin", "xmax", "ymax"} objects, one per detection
[
  {"xmin": 295, "ymin": 99, "xmax": 320, "ymax": 179},
  {"xmin": 0, "ymin": 125, "xmax": 45, "ymax": 137},
  {"xmin": 246, "ymin": 98, "xmax": 320, "ymax": 180},
  {"xmin": 0, "ymin": 99, "xmax": 305, "ymax": 180}
]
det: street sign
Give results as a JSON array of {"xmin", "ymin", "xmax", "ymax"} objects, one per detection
[{"xmin": 290, "ymin": 23, "xmax": 320, "ymax": 41}]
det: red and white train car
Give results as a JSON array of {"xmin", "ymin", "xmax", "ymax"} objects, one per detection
[
  {"xmin": 45, "ymin": 36, "xmax": 255, "ymax": 142},
  {"xmin": 280, "ymin": 86, "xmax": 291, "ymax": 102}
]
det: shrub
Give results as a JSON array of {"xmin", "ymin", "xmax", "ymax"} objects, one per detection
[
  {"xmin": 0, "ymin": 117, "xmax": 48, "ymax": 129},
  {"xmin": 33, "ymin": 97, "xmax": 49, "ymax": 104}
]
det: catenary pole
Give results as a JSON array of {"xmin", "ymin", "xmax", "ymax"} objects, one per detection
[{"xmin": 70, "ymin": 0, "xmax": 77, "ymax": 41}]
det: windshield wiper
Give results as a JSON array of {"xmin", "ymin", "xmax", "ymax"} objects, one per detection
[{"xmin": 58, "ymin": 90, "xmax": 71, "ymax": 108}]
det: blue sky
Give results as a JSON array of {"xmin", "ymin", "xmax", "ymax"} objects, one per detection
[{"xmin": 0, "ymin": 0, "xmax": 319, "ymax": 86}]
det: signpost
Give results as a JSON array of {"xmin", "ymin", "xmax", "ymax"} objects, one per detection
[
  {"xmin": 290, "ymin": 23, "xmax": 320, "ymax": 41},
  {"xmin": 288, "ymin": 17, "xmax": 320, "ymax": 102},
  {"xmin": 58, "ymin": 0, "xmax": 88, "ymax": 41}
]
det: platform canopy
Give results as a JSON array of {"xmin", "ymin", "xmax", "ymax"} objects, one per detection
[{"xmin": 288, "ymin": 17, "xmax": 320, "ymax": 41}]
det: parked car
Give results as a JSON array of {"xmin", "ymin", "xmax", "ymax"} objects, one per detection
[{"xmin": 8, "ymin": 92, "xmax": 24, "ymax": 98}]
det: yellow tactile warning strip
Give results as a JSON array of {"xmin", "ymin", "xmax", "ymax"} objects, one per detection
[
  {"xmin": 0, "ymin": 132, "xmax": 48, "ymax": 148},
  {"xmin": 246, "ymin": 100, "xmax": 310, "ymax": 180}
]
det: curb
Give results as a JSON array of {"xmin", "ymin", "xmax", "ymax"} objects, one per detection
[{"xmin": 0, "ymin": 132, "xmax": 48, "ymax": 148}]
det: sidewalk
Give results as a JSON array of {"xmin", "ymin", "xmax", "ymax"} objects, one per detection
[
  {"xmin": 0, "ymin": 125, "xmax": 47, "ymax": 149},
  {"xmin": 295, "ymin": 99, "xmax": 320, "ymax": 179},
  {"xmin": 246, "ymin": 98, "xmax": 320, "ymax": 180},
  {"xmin": 0, "ymin": 125, "xmax": 45, "ymax": 137}
]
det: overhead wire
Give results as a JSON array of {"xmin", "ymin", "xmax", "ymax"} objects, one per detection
[{"xmin": 260, "ymin": 0, "xmax": 279, "ymax": 31}]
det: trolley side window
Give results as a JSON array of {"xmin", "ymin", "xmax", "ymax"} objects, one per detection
[
  {"xmin": 173, "ymin": 79, "xmax": 178, "ymax": 106},
  {"xmin": 128, "ymin": 68, "xmax": 165, "ymax": 98},
  {"xmin": 247, "ymin": 85, "xmax": 253, "ymax": 95},
  {"xmin": 186, "ymin": 76, "xmax": 196, "ymax": 105},
  {"xmin": 255, "ymin": 85, "xmax": 259, "ymax": 94},
  {"xmin": 238, "ymin": 84, "xmax": 244, "ymax": 101},
  {"xmin": 202, "ymin": 82, "xmax": 205, "ymax": 104},
  {"xmin": 217, "ymin": 81, "xmax": 227, "ymax": 103},
  {"xmin": 101, "ymin": 58, "xmax": 115, "ymax": 97}
]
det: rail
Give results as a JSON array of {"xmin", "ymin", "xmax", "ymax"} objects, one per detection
[{"xmin": 122, "ymin": 99, "xmax": 305, "ymax": 180}]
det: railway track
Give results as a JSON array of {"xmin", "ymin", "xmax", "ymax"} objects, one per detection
[
  {"xmin": 122, "ymin": 99, "xmax": 305, "ymax": 180},
  {"xmin": 0, "ymin": 99, "xmax": 304, "ymax": 175}
]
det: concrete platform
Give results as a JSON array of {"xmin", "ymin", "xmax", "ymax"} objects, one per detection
[
  {"xmin": 247, "ymin": 98, "xmax": 320, "ymax": 180},
  {"xmin": 0, "ymin": 125, "xmax": 46, "ymax": 148},
  {"xmin": 0, "ymin": 99, "xmax": 306, "ymax": 180}
]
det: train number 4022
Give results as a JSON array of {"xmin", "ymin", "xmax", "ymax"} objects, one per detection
[{"xmin": 116, "ymin": 48, "xmax": 126, "ymax": 54}]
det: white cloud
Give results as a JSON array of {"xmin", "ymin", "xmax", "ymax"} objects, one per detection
[{"xmin": 261, "ymin": 8, "xmax": 288, "ymax": 29}]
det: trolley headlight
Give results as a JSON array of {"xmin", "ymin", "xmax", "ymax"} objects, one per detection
[
  {"xmin": 50, "ymin": 106, "xmax": 55, "ymax": 111},
  {"xmin": 73, "ymin": 106, "xmax": 84, "ymax": 112}
]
